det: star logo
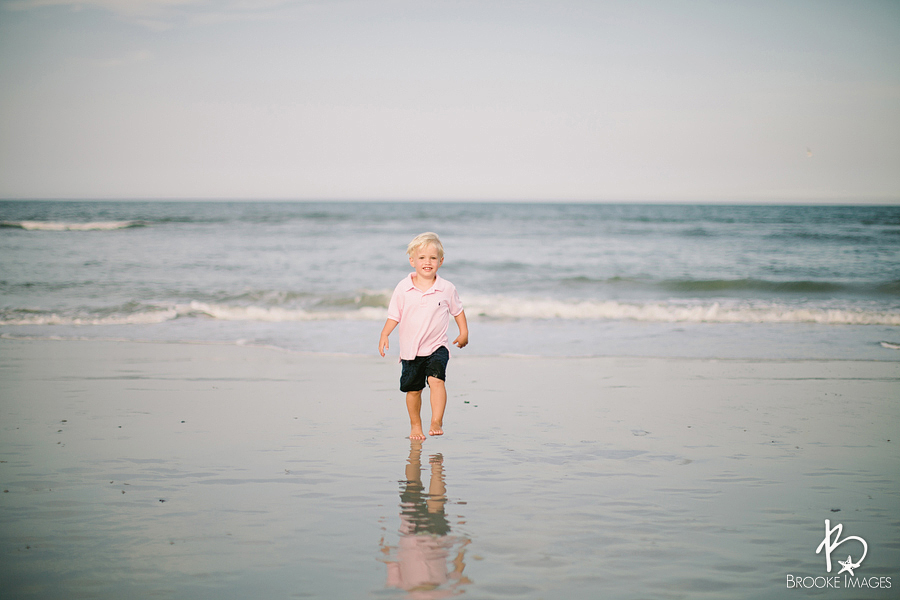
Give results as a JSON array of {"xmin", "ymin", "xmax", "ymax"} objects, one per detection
[
  {"xmin": 837, "ymin": 555, "xmax": 861, "ymax": 576},
  {"xmin": 816, "ymin": 520, "xmax": 867, "ymax": 574}
]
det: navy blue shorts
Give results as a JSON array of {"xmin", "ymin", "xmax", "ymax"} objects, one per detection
[{"xmin": 400, "ymin": 346, "xmax": 450, "ymax": 392}]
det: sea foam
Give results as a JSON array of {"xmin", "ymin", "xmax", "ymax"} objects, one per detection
[
  {"xmin": 185, "ymin": 301, "xmax": 386, "ymax": 322},
  {"xmin": 2, "ymin": 298, "xmax": 898, "ymax": 326},
  {"xmin": 465, "ymin": 296, "xmax": 900, "ymax": 325},
  {"xmin": 0, "ymin": 308, "xmax": 179, "ymax": 326}
]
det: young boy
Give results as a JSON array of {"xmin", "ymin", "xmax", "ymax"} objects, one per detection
[{"xmin": 379, "ymin": 232, "xmax": 468, "ymax": 441}]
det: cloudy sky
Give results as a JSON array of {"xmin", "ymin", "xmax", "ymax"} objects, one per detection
[{"xmin": 1, "ymin": 0, "xmax": 898, "ymax": 202}]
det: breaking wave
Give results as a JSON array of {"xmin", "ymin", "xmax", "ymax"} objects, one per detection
[
  {"xmin": 464, "ymin": 296, "xmax": 900, "ymax": 325},
  {"xmin": 2, "ymin": 297, "xmax": 898, "ymax": 326},
  {"xmin": 1, "ymin": 220, "xmax": 145, "ymax": 231}
]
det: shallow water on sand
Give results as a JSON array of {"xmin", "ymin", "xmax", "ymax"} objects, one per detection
[{"xmin": 1, "ymin": 341, "xmax": 898, "ymax": 599}]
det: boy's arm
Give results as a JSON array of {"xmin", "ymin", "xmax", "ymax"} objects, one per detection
[
  {"xmin": 379, "ymin": 319, "xmax": 398, "ymax": 357},
  {"xmin": 452, "ymin": 310, "xmax": 468, "ymax": 349}
]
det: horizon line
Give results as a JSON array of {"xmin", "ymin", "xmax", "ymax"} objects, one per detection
[{"xmin": 2, "ymin": 197, "xmax": 899, "ymax": 206}]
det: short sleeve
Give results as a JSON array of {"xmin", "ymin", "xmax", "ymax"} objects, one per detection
[
  {"xmin": 448, "ymin": 285, "xmax": 463, "ymax": 317},
  {"xmin": 387, "ymin": 283, "xmax": 403, "ymax": 322}
]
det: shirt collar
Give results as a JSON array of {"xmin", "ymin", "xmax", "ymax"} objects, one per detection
[{"xmin": 405, "ymin": 272, "xmax": 445, "ymax": 293}]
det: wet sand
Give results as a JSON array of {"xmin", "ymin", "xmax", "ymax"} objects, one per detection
[{"xmin": 1, "ymin": 338, "xmax": 898, "ymax": 599}]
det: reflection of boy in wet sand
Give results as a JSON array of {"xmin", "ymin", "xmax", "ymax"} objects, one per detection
[
  {"xmin": 380, "ymin": 442, "xmax": 470, "ymax": 598},
  {"xmin": 379, "ymin": 232, "xmax": 468, "ymax": 440}
]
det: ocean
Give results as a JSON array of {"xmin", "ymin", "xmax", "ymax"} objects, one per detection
[{"xmin": 1, "ymin": 200, "xmax": 898, "ymax": 360}]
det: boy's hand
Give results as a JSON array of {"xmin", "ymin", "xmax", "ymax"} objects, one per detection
[
  {"xmin": 452, "ymin": 310, "xmax": 469, "ymax": 350},
  {"xmin": 378, "ymin": 319, "xmax": 399, "ymax": 358},
  {"xmin": 453, "ymin": 332, "xmax": 468, "ymax": 349}
]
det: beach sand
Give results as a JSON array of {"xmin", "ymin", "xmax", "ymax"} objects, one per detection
[{"xmin": 1, "ymin": 338, "xmax": 898, "ymax": 599}]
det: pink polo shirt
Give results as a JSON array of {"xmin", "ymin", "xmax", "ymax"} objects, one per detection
[{"xmin": 387, "ymin": 273, "xmax": 463, "ymax": 361}]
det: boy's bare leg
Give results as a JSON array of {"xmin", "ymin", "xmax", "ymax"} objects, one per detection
[
  {"xmin": 406, "ymin": 440, "xmax": 423, "ymax": 482},
  {"xmin": 428, "ymin": 376, "xmax": 446, "ymax": 436},
  {"xmin": 406, "ymin": 390, "xmax": 426, "ymax": 440},
  {"xmin": 426, "ymin": 454, "xmax": 446, "ymax": 513}
]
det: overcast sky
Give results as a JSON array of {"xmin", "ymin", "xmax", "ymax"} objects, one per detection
[{"xmin": 1, "ymin": 0, "xmax": 898, "ymax": 202}]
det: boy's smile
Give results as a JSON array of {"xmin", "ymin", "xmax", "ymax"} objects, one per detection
[{"xmin": 409, "ymin": 244, "xmax": 443, "ymax": 289}]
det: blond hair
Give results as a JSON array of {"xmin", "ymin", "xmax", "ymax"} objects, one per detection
[{"xmin": 407, "ymin": 232, "xmax": 444, "ymax": 258}]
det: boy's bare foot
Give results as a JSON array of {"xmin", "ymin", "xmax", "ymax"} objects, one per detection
[
  {"xmin": 409, "ymin": 427, "xmax": 426, "ymax": 441},
  {"xmin": 429, "ymin": 424, "xmax": 443, "ymax": 436}
]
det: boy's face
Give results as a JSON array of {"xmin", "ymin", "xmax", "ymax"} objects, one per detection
[{"xmin": 409, "ymin": 243, "xmax": 443, "ymax": 280}]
